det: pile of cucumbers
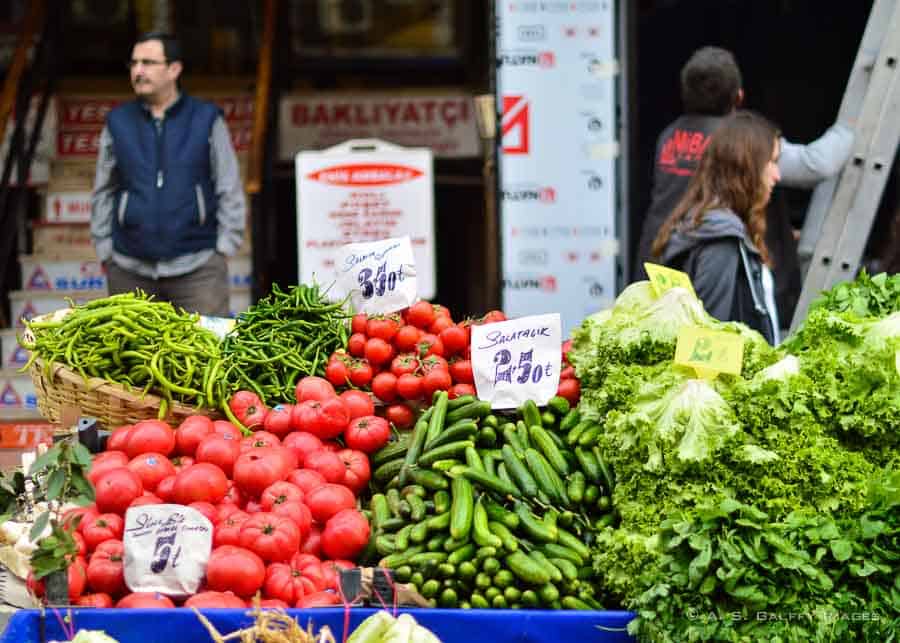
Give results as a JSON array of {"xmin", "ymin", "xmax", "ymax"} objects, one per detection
[{"xmin": 361, "ymin": 392, "xmax": 615, "ymax": 610}]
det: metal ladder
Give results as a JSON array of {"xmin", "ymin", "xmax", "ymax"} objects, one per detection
[{"xmin": 791, "ymin": 0, "xmax": 900, "ymax": 330}]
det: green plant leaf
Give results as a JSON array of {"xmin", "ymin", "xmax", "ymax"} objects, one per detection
[
  {"xmin": 831, "ymin": 539, "xmax": 853, "ymax": 562},
  {"xmin": 28, "ymin": 444, "xmax": 61, "ymax": 475},
  {"xmin": 70, "ymin": 442, "xmax": 93, "ymax": 468},
  {"xmin": 70, "ymin": 474, "xmax": 95, "ymax": 502},
  {"xmin": 29, "ymin": 511, "xmax": 50, "ymax": 541},
  {"xmin": 46, "ymin": 469, "xmax": 66, "ymax": 501}
]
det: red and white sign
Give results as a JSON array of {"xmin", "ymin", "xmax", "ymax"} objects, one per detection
[
  {"xmin": 44, "ymin": 192, "xmax": 92, "ymax": 223},
  {"xmin": 501, "ymin": 95, "xmax": 530, "ymax": 155},
  {"xmin": 295, "ymin": 139, "xmax": 436, "ymax": 299},
  {"xmin": 279, "ymin": 92, "xmax": 479, "ymax": 160}
]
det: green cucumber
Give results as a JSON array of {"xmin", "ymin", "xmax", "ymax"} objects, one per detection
[
  {"xmin": 424, "ymin": 420, "xmax": 478, "ymax": 451},
  {"xmin": 449, "ymin": 476, "xmax": 475, "ymax": 541},
  {"xmin": 501, "ymin": 444, "xmax": 539, "ymax": 497},
  {"xmin": 445, "ymin": 400, "xmax": 492, "ymax": 425},
  {"xmin": 419, "ymin": 440, "xmax": 475, "ymax": 468},
  {"xmin": 425, "ymin": 390, "xmax": 450, "ymax": 446},
  {"xmin": 472, "ymin": 497, "xmax": 503, "ymax": 549},
  {"xmin": 506, "ymin": 550, "xmax": 550, "ymax": 585},
  {"xmin": 460, "ymin": 466, "xmax": 521, "ymax": 498},
  {"xmin": 529, "ymin": 425, "xmax": 571, "ymax": 475},
  {"xmin": 520, "ymin": 399, "xmax": 543, "ymax": 429}
]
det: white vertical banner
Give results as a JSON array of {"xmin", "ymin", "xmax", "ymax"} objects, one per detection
[{"xmin": 496, "ymin": 1, "xmax": 619, "ymax": 336}]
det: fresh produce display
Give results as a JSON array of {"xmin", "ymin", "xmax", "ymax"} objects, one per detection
[
  {"xmin": 20, "ymin": 292, "xmax": 223, "ymax": 416},
  {"xmin": 568, "ymin": 278, "xmax": 900, "ymax": 642},
  {"xmin": 347, "ymin": 611, "xmax": 441, "ymax": 642},
  {"xmin": 361, "ymin": 391, "xmax": 607, "ymax": 610},
  {"xmin": 212, "ymin": 283, "xmax": 350, "ymax": 406}
]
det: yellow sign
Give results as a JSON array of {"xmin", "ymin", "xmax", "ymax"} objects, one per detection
[
  {"xmin": 644, "ymin": 263, "xmax": 696, "ymax": 298},
  {"xmin": 674, "ymin": 327, "xmax": 744, "ymax": 379}
]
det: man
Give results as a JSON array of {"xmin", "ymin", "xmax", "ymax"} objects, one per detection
[
  {"xmin": 633, "ymin": 46, "xmax": 853, "ymax": 322},
  {"xmin": 91, "ymin": 32, "xmax": 246, "ymax": 317}
]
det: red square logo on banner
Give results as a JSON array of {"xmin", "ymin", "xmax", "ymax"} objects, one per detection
[{"xmin": 501, "ymin": 95, "xmax": 530, "ymax": 155}]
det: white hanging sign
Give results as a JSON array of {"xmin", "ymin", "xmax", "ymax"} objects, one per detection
[
  {"xmin": 471, "ymin": 313, "xmax": 562, "ymax": 409},
  {"xmin": 334, "ymin": 236, "xmax": 418, "ymax": 314},
  {"xmin": 122, "ymin": 504, "xmax": 213, "ymax": 597}
]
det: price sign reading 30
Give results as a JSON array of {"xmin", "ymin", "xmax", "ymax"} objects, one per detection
[
  {"xmin": 334, "ymin": 236, "xmax": 418, "ymax": 314},
  {"xmin": 471, "ymin": 313, "xmax": 562, "ymax": 409}
]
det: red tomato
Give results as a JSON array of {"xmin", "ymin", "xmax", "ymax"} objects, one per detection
[
  {"xmin": 393, "ymin": 325, "xmax": 422, "ymax": 353},
  {"xmin": 155, "ymin": 475, "xmax": 176, "ymax": 502},
  {"xmin": 384, "ymin": 403, "xmax": 415, "ymax": 430},
  {"xmin": 299, "ymin": 524, "xmax": 323, "ymax": 557},
  {"xmin": 105, "ymin": 425, "xmax": 133, "ymax": 452},
  {"xmin": 422, "ymin": 369, "xmax": 452, "ymax": 398},
  {"xmin": 169, "ymin": 455, "xmax": 194, "ymax": 472},
  {"xmin": 325, "ymin": 358, "xmax": 350, "ymax": 387},
  {"xmin": 396, "ymin": 373, "xmax": 423, "ymax": 400},
  {"xmin": 481, "ymin": 310, "xmax": 507, "ymax": 324},
  {"xmin": 282, "ymin": 431, "xmax": 324, "ymax": 465},
  {"xmin": 83, "ymin": 513, "xmax": 124, "ymax": 550},
  {"xmin": 561, "ymin": 338, "xmax": 573, "ymax": 365},
  {"xmin": 348, "ymin": 332, "xmax": 368, "ymax": 357},
  {"xmin": 560, "ymin": 365, "xmax": 576, "ymax": 380},
  {"xmin": 211, "ymin": 421, "xmax": 242, "ymax": 441},
  {"xmin": 76, "ymin": 593, "xmax": 114, "ymax": 608},
  {"xmin": 405, "ymin": 301, "xmax": 436, "ymax": 328},
  {"xmin": 127, "ymin": 452, "xmax": 176, "ymax": 493},
  {"xmin": 347, "ymin": 360, "xmax": 374, "ymax": 387},
  {"xmin": 390, "ymin": 353, "xmax": 420, "ymax": 378},
  {"xmin": 239, "ymin": 512, "xmax": 301, "ymax": 562},
  {"xmin": 420, "ymin": 354, "xmax": 449, "ymax": 374},
  {"xmin": 125, "ymin": 420, "xmax": 175, "ymax": 458},
  {"xmin": 271, "ymin": 501, "xmax": 312, "ymax": 539},
  {"xmin": 258, "ymin": 598, "xmax": 290, "ymax": 609},
  {"xmin": 418, "ymin": 334, "xmax": 444, "ymax": 358},
  {"xmin": 241, "ymin": 431, "xmax": 282, "ymax": 451},
  {"xmin": 213, "ymin": 510, "xmax": 250, "ymax": 548},
  {"xmin": 221, "ymin": 480, "xmax": 245, "ymax": 507},
  {"xmin": 188, "ymin": 501, "xmax": 218, "ymax": 524},
  {"xmin": 206, "ymin": 545, "xmax": 266, "ymax": 598},
  {"xmin": 263, "ymin": 404, "xmax": 294, "ymax": 438},
  {"xmin": 232, "ymin": 448, "xmax": 290, "ymax": 497},
  {"xmin": 174, "ymin": 416, "xmax": 214, "ymax": 457},
  {"xmin": 68, "ymin": 559, "xmax": 87, "ymax": 602},
  {"xmin": 86, "ymin": 539, "xmax": 126, "ymax": 596},
  {"xmin": 449, "ymin": 358, "xmax": 475, "ymax": 384},
  {"xmin": 364, "ymin": 337, "xmax": 393, "ymax": 366},
  {"xmin": 294, "ymin": 376, "xmax": 337, "ymax": 403},
  {"xmin": 286, "ymin": 469, "xmax": 327, "ymax": 495},
  {"xmin": 229, "ymin": 391, "xmax": 268, "ymax": 430},
  {"xmin": 321, "ymin": 508, "xmax": 370, "ymax": 560},
  {"xmin": 297, "ymin": 590, "xmax": 341, "ymax": 608},
  {"xmin": 366, "ymin": 315, "xmax": 401, "ymax": 342},
  {"xmin": 448, "ymin": 383, "xmax": 476, "ymax": 399},
  {"xmin": 173, "ymin": 463, "xmax": 228, "ymax": 505},
  {"xmin": 261, "ymin": 481, "xmax": 304, "ymax": 510},
  {"xmin": 263, "ymin": 561, "xmax": 308, "ymax": 604},
  {"xmin": 337, "ymin": 448, "xmax": 371, "ymax": 494},
  {"xmin": 556, "ymin": 378, "xmax": 581, "ymax": 405},
  {"xmin": 370, "ymin": 372, "xmax": 398, "ymax": 403},
  {"xmin": 72, "ymin": 531, "xmax": 86, "ymax": 558},
  {"xmin": 116, "ymin": 592, "xmax": 175, "ymax": 608},
  {"xmin": 184, "ymin": 591, "xmax": 246, "ymax": 608},
  {"xmin": 303, "ymin": 449, "xmax": 346, "ymax": 484},
  {"xmin": 338, "ymin": 389, "xmax": 375, "ymax": 420},
  {"xmin": 305, "ymin": 484, "xmax": 356, "ymax": 523},
  {"xmin": 429, "ymin": 315, "xmax": 454, "ymax": 335},
  {"xmin": 216, "ymin": 502, "xmax": 244, "ymax": 524},
  {"xmin": 87, "ymin": 451, "xmax": 130, "ymax": 486},
  {"xmin": 62, "ymin": 505, "xmax": 99, "ymax": 535},
  {"xmin": 292, "ymin": 399, "xmax": 349, "ymax": 440},
  {"xmin": 94, "ymin": 468, "xmax": 143, "ymax": 515},
  {"xmin": 129, "ymin": 493, "xmax": 163, "ymax": 508},
  {"xmin": 195, "ymin": 435, "xmax": 242, "ymax": 478},
  {"xmin": 344, "ymin": 416, "xmax": 391, "ymax": 453},
  {"xmin": 350, "ymin": 313, "xmax": 368, "ymax": 335},
  {"xmin": 245, "ymin": 499, "xmax": 263, "ymax": 513}
]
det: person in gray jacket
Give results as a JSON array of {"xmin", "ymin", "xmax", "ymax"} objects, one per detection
[
  {"xmin": 91, "ymin": 32, "xmax": 246, "ymax": 317},
  {"xmin": 652, "ymin": 111, "xmax": 782, "ymax": 344},
  {"xmin": 634, "ymin": 46, "xmax": 853, "ymax": 322}
]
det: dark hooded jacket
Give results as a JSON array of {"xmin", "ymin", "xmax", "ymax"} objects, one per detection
[{"xmin": 657, "ymin": 209, "xmax": 777, "ymax": 344}]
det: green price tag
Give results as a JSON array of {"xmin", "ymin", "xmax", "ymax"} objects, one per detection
[
  {"xmin": 644, "ymin": 263, "xmax": 696, "ymax": 298},
  {"xmin": 674, "ymin": 327, "xmax": 744, "ymax": 379}
]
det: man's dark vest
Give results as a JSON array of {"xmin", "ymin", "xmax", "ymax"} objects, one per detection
[{"xmin": 107, "ymin": 94, "xmax": 220, "ymax": 260}]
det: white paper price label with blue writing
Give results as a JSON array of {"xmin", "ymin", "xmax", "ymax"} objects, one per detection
[
  {"xmin": 334, "ymin": 236, "xmax": 418, "ymax": 315},
  {"xmin": 471, "ymin": 313, "xmax": 562, "ymax": 409}
]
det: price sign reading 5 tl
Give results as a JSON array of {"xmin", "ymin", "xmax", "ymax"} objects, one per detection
[
  {"xmin": 334, "ymin": 236, "xmax": 418, "ymax": 314},
  {"xmin": 471, "ymin": 313, "xmax": 562, "ymax": 409}
]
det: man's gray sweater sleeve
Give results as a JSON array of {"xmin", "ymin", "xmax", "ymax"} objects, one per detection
[
  {"xmin": 778, "ymin": 122, "xmax": 854, "ymax": 189},
  {"xmin": 210, "ymin": 116, "xmax": 246, "ymax": 256},
  {"xmin": 90, "ymin": 126, "xmax": 117, "ymax": 263}
]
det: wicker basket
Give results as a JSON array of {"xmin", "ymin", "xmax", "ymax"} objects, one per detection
[{"xmin": 28, "ymin": 358, "xmax": 222, "ymax": 429}]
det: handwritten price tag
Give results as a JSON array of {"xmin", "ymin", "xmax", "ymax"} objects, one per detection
[
  {"xmin": 674, "ymin": 327, "xmax": 744, "ymax": 379},
  {"xmin": 471, "ymin": 313, "xmax": 561, "ymax": 409},
  {"xmin": 334, "ymin": 236, "xmax": 418, "ymax": 314},
  {"xmin": 644, "ymin": 262, "xmax": 696, "ymax": 298}
]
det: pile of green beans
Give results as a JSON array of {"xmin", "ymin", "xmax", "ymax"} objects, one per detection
[
  {"xmin": 215, "ymin": 282, "xmax": 350, "ymax": 405},
  {"xmin": 21, "ymin": 291, "xmax": 223, "ymax": 419}
]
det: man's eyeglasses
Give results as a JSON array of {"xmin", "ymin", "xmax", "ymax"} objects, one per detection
[{"xmin": 127, "ymin": 59, "xmax": 168, "ymax": 69}]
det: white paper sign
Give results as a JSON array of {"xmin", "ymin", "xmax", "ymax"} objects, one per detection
[
  {"xmin": 334, "ymin": 236, "xmax": 418, "ymax": 314},
  {"xmin": 122, "ymin": 504, "xmax": 213, "ymax": 597},
  {"xmin": 471, "ymin": 313, "xmax": 562, "ymax": 409}
]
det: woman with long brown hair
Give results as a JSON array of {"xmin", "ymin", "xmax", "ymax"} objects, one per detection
[{"xmin": 651, "ymin": 110, "xmax": 782, "ymax": 343}]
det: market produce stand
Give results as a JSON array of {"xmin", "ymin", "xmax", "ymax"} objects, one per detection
[{"xmin": 0, "ymin": 607, "xmax": 636, "ymax": 642}]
